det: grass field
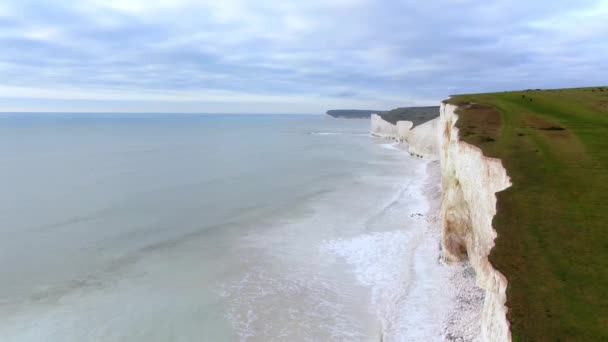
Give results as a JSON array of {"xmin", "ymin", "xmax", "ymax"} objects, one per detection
[{"xmin": 448, "ymin": 87, "xmax": 608, "ymax": 341}]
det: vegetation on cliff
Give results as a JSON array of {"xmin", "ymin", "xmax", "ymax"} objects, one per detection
[
  {"xmin": 448, "ymin": 87, "xmax": 608, "ymax": 341},
  {"xmin": 325, "ymin": 109, "xmax": 383, "ymax": 118},
  {"xmin": 327, "ymin": 106, "xmax": 439, "ymax": 126},
  {"xmin": 379, "ymin": 106, "xmax": 439, "ymax": 126}
]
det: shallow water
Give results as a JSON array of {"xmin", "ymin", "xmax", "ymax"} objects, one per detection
[{"xmin": 0, "ymin": 114, "xmax": 439, "ymax": 341}]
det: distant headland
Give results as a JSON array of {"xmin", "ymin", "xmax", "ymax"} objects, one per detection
[
  {"xmin": 325, "ymin": 109, "xmax": 384, "ymax": 119},
  {"xmin": 327, "ymin": 106, "xmax": 439, "ymax": 127}
]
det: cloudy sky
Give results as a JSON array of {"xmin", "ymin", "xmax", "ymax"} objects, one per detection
[{"xmin": 1, "ymin": 0, "xmax": 607, "ymax": 113}]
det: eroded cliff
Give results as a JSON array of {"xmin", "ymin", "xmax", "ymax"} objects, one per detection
[
  {"xmin": 370, "ymin": 113, "xmax": 439, "ymax": 158},
  {"xmin": 439, "ymin": 103, "xmax": 511, "ymax": 341},
  {"xmin": 371, "ymin": 103, "xmax": 512, "ymax": 341}
]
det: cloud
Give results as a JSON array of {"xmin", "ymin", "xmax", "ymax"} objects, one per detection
[{"xmin": 0, "ymin": 0, "xmax": 606, "ymax": 113}]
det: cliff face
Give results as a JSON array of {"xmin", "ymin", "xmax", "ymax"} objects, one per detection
[
  {"xmin": 439, "ymin": 103, "xmax": 511, "ymax": 341},
  {"xmin": 371, "ymin": 113, "xmax": 399, "ymax": 138},
  {"xmin": 406, "ymin": 117, "xmax": 439, "ymax": 159},
  {"xmin": 370, "ymin": 104, "xmax": 512, "ymax": 341},
  {"xmin": 370, "ymin": 113, "xmax": 439, "ymax": 159}
]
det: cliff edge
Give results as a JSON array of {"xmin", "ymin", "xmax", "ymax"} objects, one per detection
[
  {"xmin": 438, "ymin": 103, "xmax": 511, "ymax": 341},
  {"xmin": 448, "ymin": 87, "xmax": 608, "ymax": 341},
  {"xmin": 371, "ymin": 103, "xmax": 512, "ymax": 341},
  {"xmin": 374, "ymin": 86, "xmax": 608, "ymax": 341}
]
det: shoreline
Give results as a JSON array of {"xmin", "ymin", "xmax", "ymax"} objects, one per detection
[
  {"xmin": 320, "ymin": 147, "xmax": 480, "ymax": 341},
  {"xmin": 370, "ymin": 150, "xmax": 484, "ymax": 341},
  {"xmin": 422, "ymin": 161, "xmax": 484, "ymax": 341},
  {"xmin": 410, "ymin": 158, "xmax": 484, "ymax": 342},
  {"xmin": 370, "ymin": 104, "xmax": 513, "ymax": 341}
]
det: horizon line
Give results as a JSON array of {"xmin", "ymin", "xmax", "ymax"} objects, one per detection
[{"xmin": 0, "ymin": 111, "xmax": 328, "ymax": 116}]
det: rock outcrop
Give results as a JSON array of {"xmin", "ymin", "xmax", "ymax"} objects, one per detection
[
  {"xmin": 371, "ymin": 113, "xmax": 399, "ymax": 139},
  {"xmin": 370, "ymin": 103, "xmax": 512, "ymax": 341},
  {"xmin": 370, "ymin": 113, "xmax": 439, "ymax": 159},
  {"xmin": 405, "ymin": 117, "xmax": 440, "ymax": 159}
]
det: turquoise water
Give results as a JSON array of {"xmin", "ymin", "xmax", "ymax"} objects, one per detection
[{"xmin": 0, "ymin": 114, "xmax": 430, "ymax": 341}]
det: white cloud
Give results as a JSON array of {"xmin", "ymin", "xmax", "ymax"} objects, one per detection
[
  {"xmin": 22, "ymin": 26, "xmax": 64, "ymax": 42},
  {"xmin": 0, "ymin": 0, "xmax": 606, "ymax": 113},
  {"xmin": 88, "ymin": 0, "xmax": 195, "ymax": 15}
]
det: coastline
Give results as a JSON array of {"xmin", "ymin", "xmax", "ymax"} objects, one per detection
[
  {"xmin": 371, "ymin": 110, "xmax": 508, "ymax": 341},
  {"xmin": 423, "ymin": 161, "xmax": 484, "ymax": 341},
  {"xmin": 364, "ymin": 148, "xmax": 485, "ymax": 341},
  {"xmin": 318, "ymin": 145, "xmax": 483, "ymax": 341},
  {"xmin": 419, "ymin": 160, "xmax": 484, "ymax": 342}
]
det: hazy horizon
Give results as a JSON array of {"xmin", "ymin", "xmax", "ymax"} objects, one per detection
[{"xmin": 0, "ymin": 111, "xmax": 333, "ymax": 115}]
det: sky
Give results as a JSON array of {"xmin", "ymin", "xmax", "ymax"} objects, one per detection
[{"xmin": 0, "ymin": 0, "xmax": 607, "ymax": 114}]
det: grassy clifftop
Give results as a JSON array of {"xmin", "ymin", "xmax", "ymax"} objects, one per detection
[
  {"xmin": 326, "ymin": 106, "xmax": 440, "ymax": 125},
  {"xmin": 325, "ymin": 109, "xmax": 382, "ymax": 118},
  {"xmin": 448, "ymin": 87, "xmax": 608, "ymax": 341},
  {"xmin": 379, "ymin": 106, "xmax": 439, "ymax": 125}
]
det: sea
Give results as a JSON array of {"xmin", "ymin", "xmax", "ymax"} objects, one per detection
[{"xmin": 0, "ymin": 113, "xmax": 457, "ymax": 341}]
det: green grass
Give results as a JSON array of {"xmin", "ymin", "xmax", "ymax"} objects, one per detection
[
  {"xmin": 448, "ymin": 87, "xmax": 608, "ymax": 341},
  {"xmin": 379, "ymin": 106, "xmax": 439, "ymax": 125}
]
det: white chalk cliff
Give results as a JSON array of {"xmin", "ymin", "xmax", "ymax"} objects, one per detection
[{"xmin": 371, "ymin": 104, "xmax": 512, "ymax": 341}]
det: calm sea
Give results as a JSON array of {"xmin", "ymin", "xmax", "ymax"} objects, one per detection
[{"xmin": 0, "ymin": 113, "xmax": 435, "ymax": 341}]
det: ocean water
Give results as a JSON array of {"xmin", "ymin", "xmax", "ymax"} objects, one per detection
[{"xmin": 0, "ymin": 114, "xmax": 443, "ymax": 341}]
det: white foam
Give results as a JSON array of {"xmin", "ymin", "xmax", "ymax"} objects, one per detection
[
  {"xmin": 379, "ymin": 142, "xmax": 401, "ymax": 151},
  {"xmin": 219, "ymin": 264, "xmax": 371, "ymax": 342},
  {"xmin": 309, "ymin": 132, "xmax": 370, "ymax": 136},
  {"xmin": 310, "ymin": 132, "xmax": 341, "ymax": 135},
  {"xmin": 217, "ymin": 151, "xmax": 476, "ymax": 342},
  {"xmin": 320, "ymin": 160, "xmax": 466, "ymax": 342}
]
